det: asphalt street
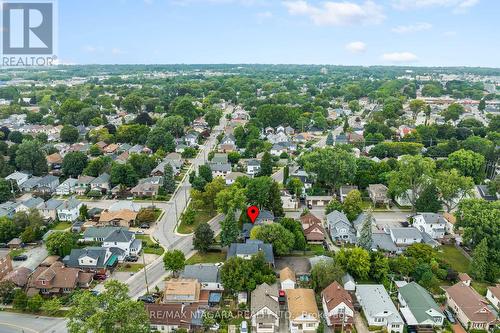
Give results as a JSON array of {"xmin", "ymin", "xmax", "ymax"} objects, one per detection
[{"xmin": 0, "ymin": 312, "xmax": 67, "ymax": 333}]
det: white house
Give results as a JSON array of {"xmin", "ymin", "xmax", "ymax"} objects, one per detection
[
  {"xmin": 342, "ymin": 273, "xmax": 356, "ymax": 292},
  {"xmin": 412, "ymin": 213, "xmax": 447, "ymax": 239},
  {"xmin": 287, "ymin": 289, "xmax": 320, "ymax": 333},
  {"xmin": 356, "ymin": 285, "xmax": 404, "ymax": 333},
  {"xmin": 321, "ymin": 281, "xmax": 354, "ymax": 329},
  {"xmin": 279, "ymin": 267, "xmax": 296, "ymax": 290},
  {"xmin": 486, "ymin": 285, "xmax": 499, "ymax": 309},
  {"xmin": 246, "ymin": 159, "xmax": 261, "ymax": 176},
  {"xmin": 209, "ymin": 163, "xmax": 231, "ymax": 179},
  {"xmin": 56, "ymin": 197, "xmax": 82, "ymax": 222},
  {"xmin": 5, "ymin": 172, "xmax": 30, "ymax": 186},
  {"xmin": 55, "ymin": 178, "xmax": 78, "ymax": 196},
  {"xmin": 389, "ymin": 227, "xmax": 423, "ymax": 246},
  {"xmin": 251, "ymin": 283, "xmax": 280, "ymax": 333},
  {"xmin": 83, "ymin": 227, "xmax": 142, "ymax": 261},
  {"xmin": 398, "ymin": 282, "xmax": 445, "ymax": 327},
  {"xmin": 15, "ymin": 197, "xmax": 44, "ymax": 213}
]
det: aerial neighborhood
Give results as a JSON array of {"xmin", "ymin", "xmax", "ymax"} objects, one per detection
[{"xmin": 0, "ymin": 64, "xmax": 498, "ymax": 333}]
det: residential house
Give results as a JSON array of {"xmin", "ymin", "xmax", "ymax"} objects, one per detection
[
  {"xmin": 90, "ymin": 173, "xmax": 110, "ymax": 193},
  {"xmin": 305, "ymin": 195, "xmax": 332, "ymax": 207},
  {"xmin": 5, "ymin": 171, "xmax": 29, "ymax": 186},
  {"xmin": 255, "ymin": 210, "xmax": 274, "ymax": 225},
  {"xmin": 342, "ymin": 273, "xmax": 356, "ymax": 292},
  {"xmin": 35, "ymin": 175, "xmax": 60, "ymax": 194},
  {"xmin": 251, "ymin": 283, "xmax": 280, "ymax": 333},
  {"xmin": 412, "ymin": 213, "xmax": 447, "ymax": 239},
  {"xmin": 131, "ymin": 180, "xmax": 161, "ymax": 197},
  {"xmin": 211, "ymin": 153, "xmax": 228, "ymax": 164},
  {"xmin": 446, "ymin": 282, "xmax": 497, "ymax": 330},
  {"xmin": 287, "ymin": 289, "xmax": 320, "ymax": 333},
  {"xmin": 225, "ymin": 172, "xmax": 246, "ymax": 185},
  {"xmin": 219, "ymin": 134, "xmax": 236, "ymax": 152},
  {"xmin": 0, "ymin": 201, "xmax": 17, "ymax": 219},
  {"xmin": 327, "ymin": 210, "xmax": 356, "ymax": 244},
  {"xmin": 389, "ymin": 228, "xmax": 423, "ymax": 246},
  {"xmin": 184, "ymin": 132, "xmax": 199, "ymax": 147},
  {"xmin": 40, "ymin": 198, "xmax": 63, "ymax": 220},
  {"xmin": 227, "ymin": 240, "xmax": 274, "ymax": 266},
  {"xmin": 0, "ymin": 252, "xmax": 13, "ymax": 281},
  {"xmin": 98, "ymin": 209, "xmax": 138, "ymax": 227},
  {"xmin": 15, "ymin": 197, "xmax": 44, "ymax": 213},
  {"xmin": 280, "ymin": 267, "xmax": 296, "ymax": 290},
  {"xmin": 281, "ymin": 191, "xmax": 298, "ymax": 210},
  {"xmin": 398, "ymin": 282, "xmax": 445, "ymax": 327},
  {"xmin": 3, "ymin": 267, "xmax": 32, "ymax": 288},
  {"xmin": 321, "ymin": 281, "xmax": 354, "ymax": 330},
  {"xmin": 56, "ymin": 197, "xmax": 82, "ymax": 221},
  {"xmin": 339, "ymin": 185, "xmax": 358, "ymax": 203},
  {"xmin": 180, "ymin": 264, "xmax": 223, "ymax": 291},
  {"xmin": 19, "ymin": 176, "xmax": 41, "ymax": 192},
  {"xmin": 356, "ymin": 284, "xmax": 404, "ymax": 333},
  {"xmin": 55, "ymin": 178, "xmax": 77, "ymax": 195},
  {"xmin": 290, "ymin": 170, "xmax": 312, "ymax": 189},
  {"xmin": 151, "ymin": 158, "xmax": 182, "ymax": 177},
  {"xmin": 486, "ymin": 285, "xmax": 499, "ymax": 309},
  {"xmin": 103, "ymin": 143, "xmax": 119, "ymax": 155},
  {"xmin": 75, "ymin": 175, "xmax": 95, "ymax": 195},
  {"xmin": 83, "ymin": 227, "xmax": 141, "ymax": 260},
  {"xmin": 246, "ymin": 159, "xmax": 261, "ymax": 176},
  {"xmin": 368, "ymin": 184, "xmax": 391, "ymax": 206},
  {"xmin": 164, "ymin": 278, "xmax": 200, "ymax": 304},
  {"xmin": 46, "ymin": 153, "xmax": 63, "ymax": 172},
  {"xmin": 209, "ymin": 162, "xmax": 232, "ymax": 179},
  {"xmin": 458, "ymin": 273, "xmax": 472, "ymax": 286},
  {"xmin": 63, "ymin": 247, "xmax": 117, "ymax": 275},
  {"xmin": 145, "ymin": 303, "xmax": 203, "ymax": 333},
  {"xmin": 26, "ymin": 262, "xmax": 93, "ymax": 297},
  {"xmin": 299, "ymin": 213, "xmax": 325, "ymax": 243},
  {"xmin": 270, "ymin": 142, "xmax": 296, "ymax": 156}
]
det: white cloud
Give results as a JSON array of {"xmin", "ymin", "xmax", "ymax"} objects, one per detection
[
  {"xmin": 382, "ymin": 52, "xmax": 418, "ymax": 63},
  {"xmin": 392, "ymin": 0, "xmax": 479, "ymax": 12},
  {"xmin": 392, "ymin": 22, "xmax": 432, "ymax": 33},
  {"xmin": 283, "ymin": 0, "xmax": 385, "ymax": 26},
  {"xmin": 345, "ymin": 41, "xmax": 366, "ymax": 53}
]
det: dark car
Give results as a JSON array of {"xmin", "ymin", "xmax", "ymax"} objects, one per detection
[
  {"xmin": 0, "ymin": 243, "xmax": 8, "ymax": 248},
  {"xmin": 94, "ymin": 274, "xmax": 107, "ymax": 281},
  {"xmin": 444, "ymin": 309, "xmax": 456, "ymax": 324},
  {"xmin": 140, "ymin": 223, "xmax": 150, "ymax": 229},
  {"xmin": 125, "ymin": 255, "xmax": 139, "ymax": 262},
  {"xmin": 138, "ymin": 295, "xmax": 155, "ymax": 303},
  {"xmin": 12, "ymin": 254, "xmax": 28, "ymax": 261}
]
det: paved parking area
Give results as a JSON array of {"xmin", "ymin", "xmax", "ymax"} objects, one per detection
[
  {"xmin": 10, "ymin": 246, "xmax": 48, "ymax": 271},
  {"xmin": 372, "ymin": 211, "xmax": 410, "ymax": 230}
]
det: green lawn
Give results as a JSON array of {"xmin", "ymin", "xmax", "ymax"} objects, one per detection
[
  {"xmin": 177, "ymin": 208, "xmax": 217, "ymax": 234},
  {"xmin": 116, "ymin": 263, "xmax": 145, "ymax": 273},
  {"xmin": 136, "ymin": 235, "xmax": 165, "ymax": 255},
  {"xmin": 438, "ymin": 245, "xmax": 470, "ymax": 273},
  {"xmin": 306, "ymin": 244, "xmax": 326, "ymax": 255},
  {"xmin": 186, "ymin": 251, "xmax": 226, "ymax": 264},
  {"xmin": 471, "ymin": 281, "xmax": 489, "ymax": 296},
  {"xmin": 9, "ymin": 249, "xmax": 25, "ymax": 258},
  {"xmin": 51, "ymin": 221, "xmax": 72, "ymax": 230}
]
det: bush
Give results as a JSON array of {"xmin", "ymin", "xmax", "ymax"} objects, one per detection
[{"xmin": 136, "ymin": 208, "xmax": 156, "ymax": 224}]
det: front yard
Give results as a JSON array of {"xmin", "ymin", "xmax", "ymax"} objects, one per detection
[
  {"xmin": 186, "ymin": 250, "xmax": 226, "ymax": 265},
  {"xmin": 136, "ymin": 235, "xmax": 164, "ymax": 255},
  {"xmin": 177, "ymin": 205, "xmax": 217, "ymax": 234},
  {"xmin": 50, "ymin": 221, "xmax": 72, "ymax": 231},
  {"xmin": 116, "ymin": 263, "xmax": 145, "ymax": 273}
]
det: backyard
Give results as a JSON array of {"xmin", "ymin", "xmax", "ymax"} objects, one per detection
[{"xmin": 438, "ymin": 245, "xmax": 470, "ymax": 273}]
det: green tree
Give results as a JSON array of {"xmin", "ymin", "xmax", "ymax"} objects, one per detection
[
  {"xmin": 442, "ymin": 103, "xmax": 464, "ymax": 121},
  {"xmin": 279, "ymin": 218, "xmax": 307, "ymax": 251},
  {"xmin": 415, "ymin": 183, "xmax": 441, "ymax": 213},
  {"xmin": 110, "ymin": 163, "xmax": 138, "ymax": 187},
  {"xmin": 27, "ymin": 294, "xmax": 44, "ymax": 312},
  {"xmin": 67, "ymin": 280, "xmax": 149, "ymax": 333},
  {"xmin": 12, "ymin": 289, "xmax": 28, "ymax": 310},
  {"xmin": 252, "ymin": 223, "xmax": 295, "ymax": 256},
  {"xmin": 220, "ymin": 209, "xmax": 239, "ymax": 247},
  {"xmin": 60, "ymin": 125, "xmax": 79, "ymax": 144},
  {"xmin": 198, "ymin": 164, "xmax": 213, "ymax": 184},
  {"xmin": 215, "ymin": 184, "xmax": 247, "ymax": 214},
  {"xmin": 286, "ymin": 177, "xmax": 303, "ymax": 196},
  {"xmin": 220, "ymin": 252, "xmax": 276, "ymax": 293},
  {"xmin": 146, "ymin": 128, "xmax": 175, "ymax": 152},
  {"xmin": 121, "ymin": 94, "xmax": 143, "ymax": 113},
  {"xmin": 446, "ymin": 149, "xmax": 485, "ymax": 183},
  {"xmin": 46, "ymin": 232, "xmax": 78, "ymax": 257},
  {"xmin": 0, "ymin": 280, "xmax": 16, "ymax": 304},
  {"xmin": 409, "ymin": 99, "xmax": 426, "ymax": 119},
  {"xmin": 193, "ymin": 222, "xmax": 214, "ymax": 253},
  {"xmin": 336, "ymin": 247, "xmax": 370, "ymax": 280},
  {"xmin": 41, "ymin": 297, "xmax": 62, "ymax": 316},
  {"xmin": 0, "ymin": 178, "xmax": 13, "ymax": 203},
  {"xmin": 358, "ymin": 212, "xmax": 373, "ymax": 250},
  {"xmin": 325, "ymin": 199, "xmax": 343, "ymax": 215},
  {"xmin": 388, "ymin": 155, "xmax": 436, "ymax": 211},
  {"xmin": 258, "ymin": 152, "xmax": 273, "ymax": 176},
  {"xmin": 470, "ymin": 238, "xmax": 488, "ymax": 281},
  {"xmin": 435, "ymin": 169, "xmax": 474, "ymax": 212},
  {"xmin": 163, "ymin": 164, "xmax": 176, "ymax": 194},
  {"xmin": 157, "ymin": 115, "xmax": 185, "ymax": 138},
  {"xmin": 310, "ymin": 260, "xmax": 345, "ymax": 292},
  {"xmin": 302, "ymin": 147, "xmax": 357, "ymax": 190},
  {"xmin": 343, "ymin": 189, "xmax": 362, "ymax": 221},
  {"xmin": 370, "ymin": 251, "xmax": 389, "ymax": 283},
  {"xmin": 83, "ymin": 156, "xmax": 113, "ymax": 177},
  {"xmin": 15, "ymin": 140, "xmax": 47, "ymax": 176},
  {"xmin": 163, "ymin": 250, "xmax": 185, "ymax": 277},
  {"xmin": 478, "ymin": 99, "xmax": 486, "ymax": 112},
  {"xmin": 62, "ymin": 151, "xmax": 88, "ymax": 177}
]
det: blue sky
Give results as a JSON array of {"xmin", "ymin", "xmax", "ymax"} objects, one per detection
[{"xmin": 58, "ymin": 0, "xmax": 499, "ymax": 67}]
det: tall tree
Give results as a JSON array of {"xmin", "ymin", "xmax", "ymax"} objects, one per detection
[
  {"xmin": 358, "ymin": 212, "xmax": 373, "ymax": 250},
  {"xmin": 343, "ymin": 189, "xmax": 363, "ymax": 221},
  {"xmin": 220, "ymin": 209, "xmax": 239, "ymax": 247},
  {"xmin": 0, "ymin": 179, "xmax": 13, "ymax": 203},
  {"xmin": 62, "ymin": 152, "xmax": 88, "ymax": 178},
  {"xmin": 388, "ymin": 155, "xmax": 436, "ymax": 212},
  {"xmin": 67, "ymin": 280, "xmax": 149, "ymax": 333},
  {"xmin": 163, "ymin": 164, "xmax": 176, "ymax": 194},
  {"xmin": 252, "ymin": 223, "xmax": 295, "ymax": 256},
  {"xmin": 446, "ymin": 149, "xmax": 485, "ymax": 184},
  {"xmin": 193, "ymin": 222, "xmax": 214, "ymax": 253},
  {"xmin": 435, "ymin": 169, "xmax": 474, "ymax": 212},
  {"xmin": 46, "ymin": 232, "xmax": 78, "ymax": 257},
  {"xmin": 470, "ymin": 238, "xmax": 488, "ymax": 281},
  {"xmin": 60, "ymin": 125, "xmax": 79, "ymax": 144},
  {"xmin": 258, "ymin": 152, "xmax": 273, "ymax": 176},
  {"xmin": 310, "ymin": 260, "xmax": 345, "ymax": 292},
  {"xmin": 15, "ymin": 140, "xmax": 47, "ymax": 176},
  {"xmin": 163, "ymin": 249, "xmax": 185, "ymax": 277},
  {"xmin": 415, "ymin": 183, "xmax": 441, "ymax": 213}
]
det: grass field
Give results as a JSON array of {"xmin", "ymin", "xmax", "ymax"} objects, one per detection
[
  {"xmin": 438, "ymin": 245, "xmax": 470, "ymax": 273},
  {"xmin": 51, "ymin": 222, "xmax": 72, "ymax": 230},
  {"xmin": 186, "ymin": 251, "xmax": 225, "ymax": 264},
  {"xmin": 177, "ymin": 208, "xmax": 216, "ymax": 234},
  {"xmin": 116, "ymin": 263, "xmax": 145, "ymax": 273},
  {"xmin": 136, "ymin": 235, "xmax": 164, "ymax": 255}
]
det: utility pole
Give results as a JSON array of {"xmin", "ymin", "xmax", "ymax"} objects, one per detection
[{"xmin": 142, "ymin": 249, "xmax": 149, "ymax": 295}]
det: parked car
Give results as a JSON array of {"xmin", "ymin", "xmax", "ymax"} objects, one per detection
[
  {"xmin": 135, "ymin": 230, "xmax": 144, "ymax": 235},
  {"xmin": 138, "ymin": 295, "xmax": 155, "ymax": 303},
  {"xmin": 444, "ymin": 309, "xmax": 456, "ymax": 324},
  {"xmin": 125, "ymin": 255, "xmax": 139, "ymax": 262},
  {"xmin": 0, "ymin": 243, "xmax": 8, "ymax": 248},
  {"xmin": 94, "ymin": 274, "xmax": 107, "ymax": 281},
  {"xmin": 240, "ymin": 321, "xmax": 248, "ymax": 333},
  {"xmin": 278, "ymin": 290, "xmax": 286, "ymax": 305},
  {"xmin": 140, "ymin": 223, "xmax": 150, "ymax": 229},
  {"xmin": 12, "ymin": 254, "xmax": 28, "ymax": 261}
]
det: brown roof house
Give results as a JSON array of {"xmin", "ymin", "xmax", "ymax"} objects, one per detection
[
  {"xmin": 145, "ymin": 303, "xmax": 203, "ymax": 332},
  {"xmin": 26, "ymin": 262, "xmax": 93, "ymax": 296},
  {"xmin": 368, "ymin": 184, "xmax": 391, "ymax": 206},
  {"xmin": 98, "ymin": 209, "xmax": 138, "ymax": 227},
  {"xmin": 299, "ymin": 213, "xmax": 325, "ymax": 243},
  {"xmin": 286, "ymin": 289, "xmax": 320, "ymax": 332},
  {"xmin": 2, "ymin": 267, "xmax": 31, "ymax": 287},
  {"xmin": 279, "ymin": 267, "xmax": 296, "ymax": 290},
  {"xmin": 321, "ymin": 281, "xmax": 354, "ymax": 330},
  {"xmin": 46, "ymin": 152, "xmax": 63, "ymax": 171},
  {"xmin": 164, "ymin": 278, "xmax": 201, "ymax": 304},
  {"xmin": 445, "ymin": 282, "xmax": 497, "ymax": 330},
  {"xmin": 0, "ymin": 252, "xmax": 13, "ymax": 281}
]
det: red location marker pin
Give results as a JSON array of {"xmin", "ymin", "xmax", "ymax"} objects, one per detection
[{"xmin": 247, "ymin": 205, "xmax": 260, "ymax": 224}]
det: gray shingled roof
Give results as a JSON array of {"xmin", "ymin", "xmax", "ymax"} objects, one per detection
[
  {"xmin": 251, "ymin": 283, "xmax": 280, "ymax": 315},
  {"xmin": 181, "ymin": 264, "xmax": 220, "ymax": 283},
  {"xmin": 227, "ymin": 240, "xmax": 274, "ymax": 264},
  {"xmin": 63, "ymin": 247, "xmax": 109, "ymax": 269}
]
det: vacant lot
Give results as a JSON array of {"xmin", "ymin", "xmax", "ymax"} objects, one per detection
[{"xmin": 438, "ymin": 245, "xmax": 470, "ymax": 273}]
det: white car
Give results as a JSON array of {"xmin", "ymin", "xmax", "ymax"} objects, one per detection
[{"xmin": 240, "ymin": 321, "xmax": 248, "ymax": 333}]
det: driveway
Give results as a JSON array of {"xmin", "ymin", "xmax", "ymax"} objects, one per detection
[
  {"xmin": 372, "ymin": 211, "xmax": 410, "ymax": 230},
  {"xmin": 12, "ymin": 246, "xmax": 48, "ymax": 271},
  {"xmin": 354, "ymin": 312, "xmax": 368, "ymax": 333},
  {"xmin": 0, "ymin": 311, "xmax": 67, "ymax": 333}
]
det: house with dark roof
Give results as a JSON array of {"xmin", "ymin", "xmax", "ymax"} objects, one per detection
[
  {"xmin": 15, "ymin": 197, "xmax": 44, "ymax": 213},
  {"xmin": 90, "ymin": 173, "xmax": 110, "ymax": 193},
  {"xmin": 227, "ymin": 240, "xmax": 274, "ymax": 266},
  {"xmin": 180, "ymin": 264, "xmax": 223, "ymax": 291},
  {"xmin": 300, "ymin": 212, "xmax": 325, "ymax": 243},
  {"xmin": 40, "ymin": 198, "xmax": 63, "ymax": 220},
  {"xmin": 36, "ymin": 175, "xmax": 60, "ymax": 194},
  {"xmin": 327, "ymin": 211, "xmax": 356, "ymax": 244},
  {"xmin": 321, "ymin": 281, "xmax": 354, "ymax": 330},
  {"xmin": 63, "ymin": 247, "xmax": 117, "ymax": 274},
  {"xmin": 145, "ymin": 303, "xmax": 204, "ymax": 333},
  {"xmin": 398, "ymin": 282, "xmax": 445, "ymax": 327},
  {"xmin": 83, "ymin": 227, "xmax": 141, "ymax": 260}
]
